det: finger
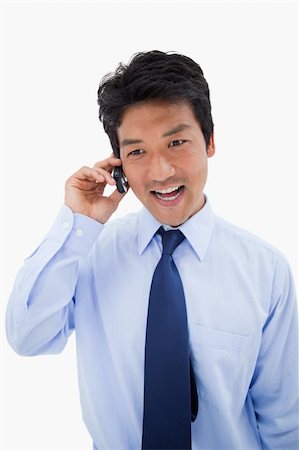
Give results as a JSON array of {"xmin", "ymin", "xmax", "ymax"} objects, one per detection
[
  {"xmin": 70, "ymin": 166, "xmax": 104, "ymax": 182},
  {"xmin": 93, "ymin": 167, "xmax": 116, "ymax": 186},
  {"xmin": 93, "ymin": 156, "xmax": 122, "ymax": 172},
  {"xmin": 108, "ymin": 186, "xmax": 129, "ymax": 207},
  {"xmin": 70, "ymin": 166, "xmax": 114, "ymax": 187}
]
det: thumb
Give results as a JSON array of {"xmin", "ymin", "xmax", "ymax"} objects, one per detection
[{"xmin": 109, "ymin": 186, "xmax": 128, "ymax": 208}]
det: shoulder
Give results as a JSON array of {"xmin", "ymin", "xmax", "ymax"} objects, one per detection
[
  {"xmin": 213, "ymin": 214, "xmax": 290, "ymax": 269},
  {"xmin": 212, "ymin": 215, "xmax": 296, "ymax": 299}
]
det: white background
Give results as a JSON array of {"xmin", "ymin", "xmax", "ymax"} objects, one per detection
[{"xmin": 1, "ymin": 1, "xmax": 298, "ymax": 449}]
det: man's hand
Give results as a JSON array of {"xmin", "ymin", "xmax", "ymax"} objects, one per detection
[{"xmin": 65, "ymin": 155, "xmax": 128, "ymax": 223}]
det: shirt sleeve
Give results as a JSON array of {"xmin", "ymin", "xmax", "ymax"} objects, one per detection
[
  {"xmin": 249, "ymin": 255, "xmax": 299, "ymax": 449},
  {"xmin": 5, "ymin": 204, "xmax": 103, "ymax": 356}
]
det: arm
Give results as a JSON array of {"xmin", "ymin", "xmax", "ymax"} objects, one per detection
[
  {"xmin": 5, "ymin": 205, "xmax": 102, "ymax": 356},
  {"xmin": 6, "ymin": 155, "xmax": 127, "ymax": 356},
  {"xmin": 249, "ymin": 256, "xmax": 299, "ymax": 449}
]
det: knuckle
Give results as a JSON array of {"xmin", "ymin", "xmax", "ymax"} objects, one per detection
[
  {"xmin": 95, "ymin": 167, "xmax": 106, "ymax": 175},
  {"xmin": 81, "ymin": 165, "xmax": 89, "ymax": 171},
  {"xmin": 65, "ymin": 175, "xmax": 74, "ymax": 184}
]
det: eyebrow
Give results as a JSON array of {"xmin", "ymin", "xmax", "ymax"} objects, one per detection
[
  {"xmin": 162, "ymin": 123, "xmax": 192, "ymax": 137},
  {"xmin": 120, "ymin": 123, "xmax": 192, "ymax": 148}
]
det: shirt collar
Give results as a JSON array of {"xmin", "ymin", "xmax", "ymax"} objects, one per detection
[{"xmin": 137, "ymin": 194, "xmax": 215, "ymax": 261}]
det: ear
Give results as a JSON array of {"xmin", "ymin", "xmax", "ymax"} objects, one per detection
[{"xmin": 207, "ymin": 133, "xmax": 215, "ymax": 158}]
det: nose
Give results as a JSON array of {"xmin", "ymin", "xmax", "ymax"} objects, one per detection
[{"xmin": 147, "ymin": 153, "xmax": 175, "ymax": 182}]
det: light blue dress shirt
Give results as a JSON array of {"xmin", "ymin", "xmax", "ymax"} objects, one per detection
[{"xmin": 6, "ymin": 197, "xmax": 299, "ymax": 449}]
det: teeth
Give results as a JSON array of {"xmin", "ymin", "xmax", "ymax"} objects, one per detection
[
  {"xmin": 156, "ymin": 193, "xmax": 179, "ymax": 201},
  {"xmin": 154, "ymin": 186, "xmax": 180, "ymax": 194},
  {"xmin": 155, "ymin": 190, "xmax": 182, "ymax": 201}
]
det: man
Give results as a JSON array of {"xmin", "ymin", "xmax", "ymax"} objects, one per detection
[{"xmin": 6, "ymin": 50, "xmax": 298, "ymax": 449}]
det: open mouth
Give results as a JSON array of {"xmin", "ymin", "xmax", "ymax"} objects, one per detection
[{"xmin": 151, "ymin": 185, "xmax": 185, "ymax": 202}]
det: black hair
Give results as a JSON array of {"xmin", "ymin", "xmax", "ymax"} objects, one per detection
[{"xmin": 97, "ymin": 50, "xmax": 214, "ymax": 157}]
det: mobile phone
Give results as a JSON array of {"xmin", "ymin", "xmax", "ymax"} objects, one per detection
[{"xmin": 112, "ymin": 165, "xmax": 128, "ymax": 194}]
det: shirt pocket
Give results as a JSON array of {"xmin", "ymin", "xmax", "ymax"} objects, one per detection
[{"xmin": 189, "ymin": 324, "xmax": 250, "ymax": 412}]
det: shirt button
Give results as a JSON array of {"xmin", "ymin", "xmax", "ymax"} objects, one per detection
[
  {"xmin": 63, "ymin": 222, "xmax": 70, "ymax": 230},
  {"xmin": 76, "ymin": 229, "xmax": 83, "ymax": 237}
]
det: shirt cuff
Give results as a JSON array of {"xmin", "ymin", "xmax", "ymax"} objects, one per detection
[{"xmin": 46, "ymin": 204, "xmax": 103, "ymax": 255}]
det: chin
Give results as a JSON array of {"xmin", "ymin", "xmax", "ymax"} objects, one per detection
[{"xmin": 154, "ymin": 211, "xmax": 187, "ymax": 227}]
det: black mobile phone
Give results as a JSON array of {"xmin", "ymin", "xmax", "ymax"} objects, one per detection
[{"xmin": 112, "ymin": 165, "xmax": 128, "ymax": 194}]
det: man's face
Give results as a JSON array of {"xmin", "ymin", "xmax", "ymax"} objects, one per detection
[{"xmin": 118, "ymin": 100, "xmax": 215, "ymax": 226}]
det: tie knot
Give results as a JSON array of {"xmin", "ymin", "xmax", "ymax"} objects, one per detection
[{"xmin": 159, "ymin": 228, "xmax": 185, "ymax": 256}]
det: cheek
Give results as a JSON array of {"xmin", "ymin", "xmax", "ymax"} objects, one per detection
[
  {"xmin": 122, "ymin": 163, "xmax": 133, "ymax": 181},
  {"xmin": 124, "ymin": 166, "xmax": 145, "ymax": 192},
  {"xmin": 188, "ymin": 156, "xmax": 207, "ymax": 178}
]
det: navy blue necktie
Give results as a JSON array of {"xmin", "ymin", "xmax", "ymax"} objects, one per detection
[{"xmin": 142, "ymin": 228, "xmax": 198, "ymax": 450}]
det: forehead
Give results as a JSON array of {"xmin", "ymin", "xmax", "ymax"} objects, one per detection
[{"xmin": 117, "ymin": 100, "xmax": 200, "ymax": 137}]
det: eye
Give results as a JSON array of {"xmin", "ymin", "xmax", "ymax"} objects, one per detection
[
  {"xmin": 127, "ymin": 149, "xmax": 144, "ymax": 157},
  {"xmin": 169, "ymin": 139, "xmax": 186, "ymax": 147}
]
